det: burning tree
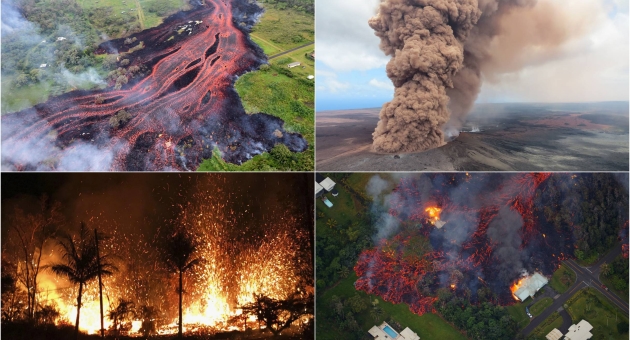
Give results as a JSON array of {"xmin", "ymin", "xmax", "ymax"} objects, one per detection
[
  {"xmin": 107, "ymin": 299, "xmax": 136, "ymax": 336},
  {"xmin": 240, "ymin": 292, "xmax": 314, "ymax": 336},
  {"xmin": 50, "ymin": 223, "xmax": 116, "ymax": 340},
  {"xmin": 161, "ymin": 227, "xmax": 202, "ymax": 338},
  {"xmin": 3, "ymin": 195, "xmax": 62, "ymax": 321}
]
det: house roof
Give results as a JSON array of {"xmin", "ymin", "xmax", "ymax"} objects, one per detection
[
  {"xmin": 316, "ymin": 173, "xmax": 325, "ymax": 183},
  {"xmin": 515, "ymin": 273, "xmax": 548, "ymax": 301},
  {"xmin": 545, "ymin": 328, "xmax": 563, "ymax": 340},
  {"xmin": 320, "ymin": 177, "xmax": 336, "ymax": 191},
  {"xmin": 315, "ymin": 182, "xmax": 324, "ymax": 195},
  {"xmin": 400, "ymin": 327, "xmax": 420, "ymax": 340},
  {"xmin": 564, "ymin": 320, "xmax": 593, "ymax": 340}
]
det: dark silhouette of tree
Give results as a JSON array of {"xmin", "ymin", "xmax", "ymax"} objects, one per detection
[
  {"xmin": 138, "ymin": 305, "xmax": 158, "ymax": 337},
  {"xmin": 1, "ymin": 263, "xmax": 27, "ymax": 322},
  {"xmin": 5, "ymin": 196, "xmax": 62, "ymax": 321},
  {"xmin": 240, "ymin": 292, "xmax": 314, "ymax": 336},
  {"xmin": 50, "ymin": 222, "xmax": 115, "ymax": 340},
  {"xmin": 162, "ymin": 227, "xmax": 201, "ymax": 338},
  {"xmin": 107, "ymin": 299, "xmax": 136, "ymax": 337}
]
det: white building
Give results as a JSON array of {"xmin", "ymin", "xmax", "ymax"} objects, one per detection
[
  {"xmin": 545, "ymin": 328, "xmax": 563, "ymax": 340},
  {"xmin": 368, "ymin": 322, "xmax": 419, "ymax": 340},
  {"xmin": 564, "ymin": 320, "xmax": 593, "ymax": 340},
  {"xmin": 287, "ymin": 62, "xmax": 301, "ymax": 68},
  {"xmin": 514, "ymin": 273, "xmax": 548, "ymax": 302}
]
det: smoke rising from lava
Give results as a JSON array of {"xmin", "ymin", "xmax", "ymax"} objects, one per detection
[{"xmin": 369, "ymin": 0, "xmax": 591, "ymax": 152}]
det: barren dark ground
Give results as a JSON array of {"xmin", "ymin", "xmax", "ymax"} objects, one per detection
[{"xmin": 316, "ymin": 102, "xmax": 629, "ymax": 171}]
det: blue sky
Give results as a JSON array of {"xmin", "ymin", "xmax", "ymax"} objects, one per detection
[{"xmin": 316, "ymin": 0, "xmax": 629, "ymax": 112}]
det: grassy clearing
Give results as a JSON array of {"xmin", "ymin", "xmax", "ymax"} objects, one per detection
[
  {"xmin": 77, "ymin": 0, "xmax": 187, "ymax": 29},
  {"xmin": 530, "ymin": 298, "xmax": 553, "ymax": 317},
  {"xmin": 1, "ymin": 79, "xmax": 51, "ymax": 114},
  {"xmin": 506, "ymin": 301, "xmax": 531, "ymax": 330},
  {"xmin": 315, "ymin": 179, "xmax": 359, "ymax": 229},
  {"xmin": 566, "ymin": 288, "xmax": 629, "ymax": 339},
  {"xmin": 249, "ymin": 6, "xmax": 313, "ymax": 52},
  {"xmin": 317, "ymin": 273, "xmax": 466, "ymax": 340},
  {"xmin": 527, "ymin": 312, "xmax": 563, "ymax": 340},
  {"xmin": 550, "ymin": 263, "xmax": 576, "ymax": 293}
]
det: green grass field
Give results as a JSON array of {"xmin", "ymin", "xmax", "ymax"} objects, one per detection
[
  {"xmin": 315, "ymin": 179, "xmax": 360, "ymax": 229},
  {"xmin": 317, "ymin": 273, "xmax": 466, "ymax": 340},
  {"xmin": 550, "ymin": 263, "xmax": 576, "ymax": 293},
  {"xmin": 566, "ymin": 288, "xmax": 629, "ymax": 339},
  {"xmin": 249, "ymin": 6, "xmax": 313, "ymax": 52},
  {"xmin": 77, "ymin": 0, "xmax": 187, "ymax": 29},
  {"xmin": 506, "ymin": 301, "xmax": 531, "ymax": 330},
  {"xmin": 526, "ymin": 312, "xmax": 563, "ymax": 340},
  {"xmin": 530, "ymin": 298, "xmax": 553, "ymax": 317}
]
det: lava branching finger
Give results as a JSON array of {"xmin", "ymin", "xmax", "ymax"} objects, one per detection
[
  {"xmin": 1, "ymin": 0, "xmax": 307, "ymax": 171},
  {"xmin": 353, "ymin": 173, "xmax": 629, "ymax": 316}
]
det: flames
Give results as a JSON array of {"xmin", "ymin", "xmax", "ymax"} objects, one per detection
[
  {"xmin": 425, "ymin": 206, "xmax": 442, "ymax": 224},
  {"xmin": 510, "ymin": 278, "xmax": 525, "ymax": 301}
]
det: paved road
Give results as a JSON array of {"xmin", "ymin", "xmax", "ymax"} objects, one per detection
[
  {"xmin": 268, "ymin": 42, "xmax": 314, "ymax": 60},
  {"xmin": 520, "ymin": 243, "xmax": 629, "ymax": 336}
]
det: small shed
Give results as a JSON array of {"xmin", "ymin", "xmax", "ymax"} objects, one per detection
[{"xmin": 287, "ymin": 62, "xmax": 301, "ymax": 68}]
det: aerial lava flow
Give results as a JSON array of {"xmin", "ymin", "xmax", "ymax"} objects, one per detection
[
  {"xmin": 1, "ymin": 0, "xmax": 307, "ymax": 171},
  {"xmin": 354, "ymin": 173, "xmax": 627, "ymax": 316}
]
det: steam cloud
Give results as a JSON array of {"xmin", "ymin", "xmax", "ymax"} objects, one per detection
[{"xmin": 369, "ymin": 0, "xmax": 582, "ymax": 152}]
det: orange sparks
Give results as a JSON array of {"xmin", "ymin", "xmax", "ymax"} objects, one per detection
[
  {"xmin": 425, "ymin": 206, "xmax": 442, "ymax": 224},
  {"xmin": 450, "ymin": 284, "xmax": 456, "ymax": 290}
]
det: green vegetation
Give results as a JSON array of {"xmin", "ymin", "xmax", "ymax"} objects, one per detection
[
  {"xmin": 197, "ymin": 145, "xmax": 312, "ymax": 171},
  {"xmin": 550, "ymin": 264, "xmax": 576, "ymax": 293},
  {"xmin": 506, "ymin": 301, "xmax": 530, "ymax": 330},
  {"xmin": 530, "ymin": 298, "xmax": 553, "ymax": 317},
  {"xmin": 1, "ymin": 0, "xmax": 187, "ymax": 114},
  {"xmin": 566, "ymin": 288, "xmax": 629, "ymax": 340},
  {"xmin": 527, "ymin": 312, "xmax": 563, "ymax": 340},
  {"xmin": 250, "ymin": 5, "xmax": 313, "ymax": 52},
  {"xmin": 317, "ymin": 273, "xmax": 466, "ymax": 340},
  {"xmin": 315, "ymin": 174, "xmax": 376, "ymax": 289},
  {"xmin": 600, "ymin": 255, "xmax": 629, "ymax": 301},
  {"xmin": 436, "ymin": 289, "xmax": 518, "ymax": 340},
  {"xmin": 536, "ymin": 174, "xmax": 629, "ymax": 264}
]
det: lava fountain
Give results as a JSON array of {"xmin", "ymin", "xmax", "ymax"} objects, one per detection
[{"xmin": 1, "ymin": 0, "xmax": 307, "ymax": 171}]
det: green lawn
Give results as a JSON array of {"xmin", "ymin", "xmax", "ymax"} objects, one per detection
[
  {"xmin": 550, "ymin": 263, "xmax": 576, "ymax": 293},
  {"xmin": 1, "ymin": 78, "xmax": 51, "ymax": 114},
  {"xmin": 506, "ymin": 301, "xmax": 530, "ymax": 330},
  {"xmin": 249, "ymin": 6, "xmax": 313, "ymax": 52},
  {"xmin": 317, "ymin": 273, "xmax": 467, "ymax": 340},
  {"xmin": 566, "ymin": 288, "xmax": 629, "ymax": 340},
  {"xmin": 530, "ymin": 298, "xmax": 553, "ymax": 317},
  {"xmin": 526, "ymin": 312, "xmax": 563, "ymax": 340},
  {"xmin": 315, "ymin": 178, "xmax": 358, "ymax": 229}
]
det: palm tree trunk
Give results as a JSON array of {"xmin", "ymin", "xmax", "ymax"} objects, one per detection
[
  {"xmin": 75, "ymin": 282, "xmax": 83, "ymax": 340},
  {"xmin": 179, "ymin": 270, "xmax": 183, "ymax": 338},
  {"xmin": 95, "ymin": 229, "xmax": 104, "ymax": 338}
]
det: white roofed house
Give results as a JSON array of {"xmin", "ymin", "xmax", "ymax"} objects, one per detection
[
  {"xmin": 514, "ymin": 273, "xmax": 548, "ymax": 302},
  {"xmin": 564, "ymin": 320, "xmax": 593, "ymax": 340},
  {"xmin": 287, "ymin": 61, "xmax": 301, "ymax": 68},
  {"xmin": 368, "ymin": 322, "xmax": 419, "ymax": 340}
]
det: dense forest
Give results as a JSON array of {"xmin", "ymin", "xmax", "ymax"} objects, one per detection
[
  {"xmin": 535, "ymin": 173, "xmax": 629, "ymax": 263},
  {"xmin": 435, "ymin": 289, "xmax": 518, "ymax": 340}
]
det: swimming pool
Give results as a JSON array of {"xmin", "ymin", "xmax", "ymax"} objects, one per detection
[{"xmin": 383, "ymin": 325, "xmax": 398, "ymax": 338}]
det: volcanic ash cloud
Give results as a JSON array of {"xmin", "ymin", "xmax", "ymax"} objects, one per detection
[{"xmin": 369, "ymin": 0, "xmax": 481, "ymax": 153}]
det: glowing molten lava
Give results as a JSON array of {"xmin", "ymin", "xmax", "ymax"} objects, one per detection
[
  {"xmin": 425, "ymin": 206, "xmax": 442, "ymax": 224},
  {"xmin": 1, "ymin": 0, "xmax": 307, "ymax": 171}
]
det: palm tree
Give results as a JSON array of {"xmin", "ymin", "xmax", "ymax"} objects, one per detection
[
  {"xmin": 600, "ymin": 262, "xmax": 611, "ymax": 277},
  {"xmin": 162, "ymin": 228, "xmax": 201, "ymax": 338},
  {"xmin": 50, "ymin": 223, "xmax": 115, "ymax": 340}
]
